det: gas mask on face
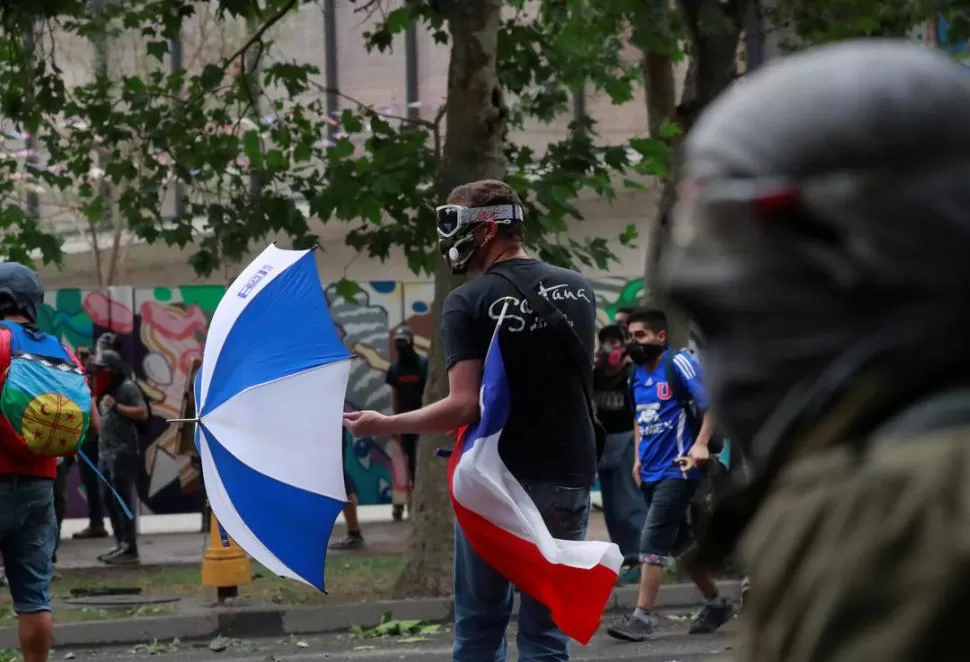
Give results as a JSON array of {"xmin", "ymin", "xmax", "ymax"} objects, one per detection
[
  {"xmin": 439, "ymin": 230, "xmax": 480, "ymax": 275},
  {"xmin": 435, "ymin": 203, "xmax": 525, "ymax": 275}
]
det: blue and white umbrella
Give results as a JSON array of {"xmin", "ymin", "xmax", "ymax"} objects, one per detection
[{"xmin": 191, "ymin": 244, "xmax": 352, "ymax": 590}]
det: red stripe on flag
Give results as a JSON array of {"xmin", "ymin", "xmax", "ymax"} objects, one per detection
[
  {"xmin": 450, "ymin": 495, "xmax": 616, "ymax": 644},
  {"xmin": 448, "ymin": 426, "xmax": 613, "ymax": 644}
]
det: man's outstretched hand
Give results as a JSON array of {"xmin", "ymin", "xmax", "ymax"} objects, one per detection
[{"xmin": 343, "ymin": 410, "xmax": 391, "ymax": 438}]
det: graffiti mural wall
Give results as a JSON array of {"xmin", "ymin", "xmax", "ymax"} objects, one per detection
[{"xmin": 48, "ymin": 275, "xmax": 642, "ymax": 516}]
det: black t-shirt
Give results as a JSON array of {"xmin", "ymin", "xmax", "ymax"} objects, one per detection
[
  {"xmin": 441, "ymin": 258, "xmax": 597, "ymax": 487},
  {"xmin": 593, "ymin": 365, "xmax": 634, "ymax": 434},
  {"xmin": 386, "ymin": 356, "xmax": 428, "ymax": 413}
]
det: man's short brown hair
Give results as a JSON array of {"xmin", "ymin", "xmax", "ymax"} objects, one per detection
[{"xmin": 446, "ymin": 179, "xmax": 524, "ymax": 241}]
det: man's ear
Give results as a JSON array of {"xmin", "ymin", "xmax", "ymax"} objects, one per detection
[
  {"xmin": 658, "ymin": 330, "xmax": 668, "ymax": 345},
  {"xmin": 477, "ymin": 222, "xmax": 497, "ymax": 245}
]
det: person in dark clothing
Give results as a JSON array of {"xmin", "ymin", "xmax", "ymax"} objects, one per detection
[
  {"xmin": 663, "ymin": 40, "xmax": 970, "ymax": 662},
  {"xmin": 385, "ymin": 325, "xmax": 428, "ymax": 521},
  {"xmin": 613, "ymin": 307, "xmax": 634, "ymax": 336},
  {"xmin": 593, "ymin": 324, "xmax": 645, "ymax": 583},
  {"xmin": 71, "ymin": 347, "xmax": 108, "ymax": 541},
  {"xmin": 344, "ymin": 179, "xmax": 598, "ymax": 661},
  {"xmin": 92, "ymin": 349, "xmax": 147, "ymax": 565}
]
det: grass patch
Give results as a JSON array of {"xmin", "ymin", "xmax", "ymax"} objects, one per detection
[
  {"xmin": 45, "ymin": 556, "xmax": 403, "ymax": 605},
  {"xmin": 0, "ymin": 556, "xmax": 405, "ymax": 623}
]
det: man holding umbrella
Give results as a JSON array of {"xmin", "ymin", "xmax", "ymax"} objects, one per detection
[{"xmin": 345, "ymin": 179, "xmax": 600, "ymax": 661}]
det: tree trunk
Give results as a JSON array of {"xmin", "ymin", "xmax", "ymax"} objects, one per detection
[
  {"xmin": 392, "ymin": 0, "xmax": 507, "ymax": 599},
  {"xmin": 637, "ymin": 42, "xmax": 676, "ymax": 311},
  {"xmin": 640, "ymin": 0, "xmax": 748, "ymax": 346}
]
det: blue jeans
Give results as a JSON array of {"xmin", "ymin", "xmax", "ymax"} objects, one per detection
[
  {"xmin": 453, "ymin": 481, "xmax": 590, "ymax": 662},
  {"xmin": 0, "ymin": 477, "xmax": 57, "ymax": 614},
  {"xmin": 638, "ymin": 478, "xmax": 699, "ymax": 565},
  {"xmin": 597, "ymin": 431, "xmax": 646, "ymax": 559}
]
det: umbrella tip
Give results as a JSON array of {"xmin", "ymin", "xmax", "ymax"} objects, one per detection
[{"xmin": 166, "ymin": 417, "xmax": 200, "ymax": 423}]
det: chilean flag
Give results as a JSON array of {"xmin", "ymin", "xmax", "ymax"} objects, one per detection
[{"xmin": 447, "ymin": 321, "xmax": 623, "ymax": 644}]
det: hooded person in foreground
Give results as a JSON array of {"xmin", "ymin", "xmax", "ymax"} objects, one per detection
[{"xmin": 662, "ymin": 40, "xmax": 970, "ymax": 661}]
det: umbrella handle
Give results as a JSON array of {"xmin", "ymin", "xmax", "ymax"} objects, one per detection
[{"xmin": 167, "ymin": 417, "xmax": 200, "ymax": 423}]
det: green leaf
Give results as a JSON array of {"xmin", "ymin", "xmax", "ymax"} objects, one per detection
[
  {"xmin": 146, "ymin": 40, "xmax": 169, "ymax": 61},
  {"xmin": 333, "ymin": 278, "xmax": 360, "ymax": 303},
  {"xmin": 242, "ymin": 130, "xmax": 262, "ymax": 169},
  {"xmin": 82, "ymin": 198, "xmax": 104, "ymax": 224},
  {"xmin": 384, "ymin": 7, "xmax": 414, "ymax": 35},
  {"xmin": 359, "ymin": 197, "xmax": 382, "ymax": 224},
  {"xmin": 328, "ymin": 138, "xmax": 355, "ymax": 160},
  {"xmin": 658, "ymin": 120, "xmax": 682, "ymax": 139},
  {"xmin": 265, "ymin": 148, "xmax": 287, "ymax": 172},
  {"xmin": 199, "ymin": 63, "xmax": 225, "ymax": 89},
  {"xmin": 340, "ymin": 110, "xmax": 363, "ymax": 134},
  {"xmin": 619, "ymin": 223, "xmax": 638, "ymax": 246}
]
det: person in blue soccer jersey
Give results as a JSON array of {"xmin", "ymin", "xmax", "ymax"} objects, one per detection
[{"xmin": 607, "ymin": 308, "xmax": 732, "ymax": 642}]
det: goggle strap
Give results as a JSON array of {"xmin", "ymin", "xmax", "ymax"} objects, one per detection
[{"xmin": 439, "ymin": 204, "xmax": 524, "ymax": 224}]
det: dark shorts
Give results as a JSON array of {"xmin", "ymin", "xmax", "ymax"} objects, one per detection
[
  {"xmin": 0, "ymin": 477, "xmax": 57, "ymax": 614},
  {"xmin": 638, "ymin": 477, "xmax": 699, "ymax": 565}
]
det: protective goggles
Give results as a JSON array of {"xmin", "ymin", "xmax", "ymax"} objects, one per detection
[{"xmin": 435, "ymin": 204, "xmax": 524, "ymax": 239}]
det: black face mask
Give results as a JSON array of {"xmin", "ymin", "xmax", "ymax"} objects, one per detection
[{"xmin": 627, "ymin": 341, "xmax": 665, "ymax": 365}]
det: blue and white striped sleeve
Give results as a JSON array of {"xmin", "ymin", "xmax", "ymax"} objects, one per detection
[{"xmin": 672, "ymin": 351, "xmax": 709, "ymax": 410}]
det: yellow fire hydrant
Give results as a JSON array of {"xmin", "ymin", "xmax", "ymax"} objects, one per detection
[{"xmin": 201, "ymin": 510, "xmax": 252, "ymax": 603}]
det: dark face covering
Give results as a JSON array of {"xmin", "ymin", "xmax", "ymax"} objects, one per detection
[
  {"xmin": 626, "ymin": 341, "xmax": 665, "ymax": 366},
  {"xmin": 395, "ymin": 341, "xmax": 418, "ymax": 364}
]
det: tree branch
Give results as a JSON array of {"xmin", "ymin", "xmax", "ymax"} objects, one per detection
[
  {"xmin": 310, "ymin": 82, "xmax": 440, "ymax": 130},
  {"xmin": 221, "ymin": 0, "xmax": 298, "ymax": 74},
  {"xmin": 432, "ymin": 100, "xmax": 447, "ymax": 162},
  {"xmin": 185, "ymin": 0, "xmax": 298, "ymax": 104},
  {"xmin": 352, "ymin": 0, "xmax": 383, "ymax": 16}
]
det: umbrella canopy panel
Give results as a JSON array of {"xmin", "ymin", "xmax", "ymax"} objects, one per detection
[{"xmin": 195, "ymin": 245, "xmax": 352, "ymax": 590}]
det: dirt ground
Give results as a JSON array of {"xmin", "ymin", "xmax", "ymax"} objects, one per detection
[{"xmin": 0, "ymin": 556, "xmax": 404, "ymax": 625}]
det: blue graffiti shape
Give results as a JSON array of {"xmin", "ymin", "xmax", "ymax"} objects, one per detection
[{"xmin": 342, "ymin": 430, "xmax": 393, "ymax": 505}]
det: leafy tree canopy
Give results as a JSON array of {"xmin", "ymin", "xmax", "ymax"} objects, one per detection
[
  {"xmin": 1, "ymin": 0, "xmax": 966, "ymax": 281},
  {"xmin": 0, "ymin": 0, "xmax": 667, "ymax": 282}
]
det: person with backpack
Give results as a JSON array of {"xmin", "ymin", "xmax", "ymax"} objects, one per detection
[
  {"xmin": 607, "ymin": 308, "xmax": 733, "ymax": 642},
  {"xmin": 91, "ymin": 349, "xmax": 148, "ymax": 565},
  {"xmin": 0, "ymin": 263, "xmax": 96, "ymax": 662}
]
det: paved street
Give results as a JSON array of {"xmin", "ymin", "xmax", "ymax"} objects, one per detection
[{"xmin": 60, "ymin": 609, "xmax": 737, "ymax": 661}]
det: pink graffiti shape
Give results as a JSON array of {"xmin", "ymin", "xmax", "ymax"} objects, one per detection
[
  {"xmin": 83, "ymin": 291, "xmax": 134, "ymax": 334},
  {"xmin": 139, "ymin": 301, "xmax": 209, "ymax": 374}
]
